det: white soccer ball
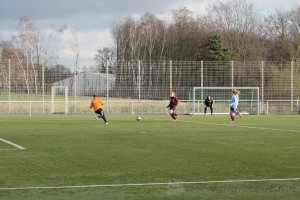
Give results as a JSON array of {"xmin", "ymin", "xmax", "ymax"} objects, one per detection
[{"xmin": 136, "ymin": 116, "xmax": 141, "ymax": 121}]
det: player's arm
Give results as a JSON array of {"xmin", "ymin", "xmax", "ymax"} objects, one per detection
[
  {"xmin": 99, "ymin": 99, "xmax": 105, "ymax": 106},
  {"xmin": 166, "ymin": 98, "xmax": 171, "ymax": 108},
  {"xmin": 230, "ymin": 96, "xmax": 237, "ymax": 108},
  {"xmin": 174, "ymin": 97, "xmax": 178, "ymax": 105}
]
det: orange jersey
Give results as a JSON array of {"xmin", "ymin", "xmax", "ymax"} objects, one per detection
[{"xmin": 90, "ymin": 97, "xmax": 105, "ymax": 111}]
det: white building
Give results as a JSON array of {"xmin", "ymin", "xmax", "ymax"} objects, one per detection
[{"xmin": 53, "ymin": 72, "xmax": 115, "ymax": 95}]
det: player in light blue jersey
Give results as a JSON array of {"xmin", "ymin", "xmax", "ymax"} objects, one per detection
[{"xmin": 229, "ymin": 89, "xmax": 242, "ymax": 123}]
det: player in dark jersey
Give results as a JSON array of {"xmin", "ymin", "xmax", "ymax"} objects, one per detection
[
  {"xmin": 166, "ymin": 91, "xmax": 179, "ymax": 120},
  {"xmin": 204, "ymin": 95, "xmax": 213, "ymax": 115}
]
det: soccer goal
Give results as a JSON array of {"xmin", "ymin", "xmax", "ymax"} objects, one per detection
[
  {"xmin": 51, "ymin": 86, "xmax": 68, "ymax": 115},
  {"xmin": 189, "ymin": 87, "xmax": 260, "ymax": 115}
]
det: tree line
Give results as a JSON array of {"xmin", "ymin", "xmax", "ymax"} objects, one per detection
[
  {"xmin": 1, "ymin": 0, "xmax": 300, "ymax": 98},
  {"xmin": 96, "ymin": 0, "xmax": 300, "ymax": 65}
]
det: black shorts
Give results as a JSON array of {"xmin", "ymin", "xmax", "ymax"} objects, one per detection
[
  {"xmin": 95, "ymin": 108, "xmax": 104, "ymax": 115},
  {"xmin": 169, "ymin": 106, "xmax": 176, "ymax": 111},
  {"xmin": 230, "ymin": 107, "xmax": 237, "ymax": 112}
]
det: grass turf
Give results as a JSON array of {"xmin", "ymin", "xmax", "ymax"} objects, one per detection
[{"xmin": 0, "ymin": 115, "xmax": 299, "ymax": 199}]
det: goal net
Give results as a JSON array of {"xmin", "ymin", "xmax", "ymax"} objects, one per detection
[
  {"xmin": 51, "ymin": 86, "xmax": 68, "ymax": 115},
  {"xmin": 189, "ymin": 87, "xmax": 259, "ymax": 115}
]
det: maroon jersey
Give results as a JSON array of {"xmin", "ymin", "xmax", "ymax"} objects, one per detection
[{"xmin": 167, "ymin": 96, "xmax": 178, "ymax": 108}]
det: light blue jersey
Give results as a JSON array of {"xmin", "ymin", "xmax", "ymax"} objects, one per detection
[{"xmin": 229, "ymin": 95, "xmax": 239, "ymax": 109}]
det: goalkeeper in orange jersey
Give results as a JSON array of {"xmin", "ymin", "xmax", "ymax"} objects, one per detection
[{"xmin": 90, "ymin": 93, "xmax": 108, "ymax": 124}]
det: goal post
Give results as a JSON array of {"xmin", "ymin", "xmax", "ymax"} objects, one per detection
[
  {"xmin": 51, "ymin": 86, "xmax": 68, "ymax": 115},
  {"xmin": 189, "ymin": 87, "xmax": 259, "ymax": 115}
]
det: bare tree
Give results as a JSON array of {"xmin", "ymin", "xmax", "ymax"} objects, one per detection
[
  {"xmin": 10, "ymin": 17, "xmax": 63, "ymax": 94},
  {"xmin": 204, "ymin": 0, "xmax": 263, "ymax": 60},
  {"xmin": 140, "ymin": 13, "xmax": 160, "ymax": 88},
  {"xmin": 290, "ymin": 6, "xmax": 300, "ymax": 61},
  {"xmin": 94, "ymin": 46, "xmax": 116, "ymax": 73},
  {"xmin": 263, "ymin": 10, "xmax": 292, "ymax": 61}
]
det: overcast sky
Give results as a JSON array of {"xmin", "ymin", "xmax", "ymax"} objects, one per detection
[{"xmin": 0, "ymin": 0, "xmax": 299, "ymax": 69}]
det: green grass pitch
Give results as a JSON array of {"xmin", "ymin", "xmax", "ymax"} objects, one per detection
[{"xmin": 0, "ymin": 115, "xmax": 299, "ymax": 200}]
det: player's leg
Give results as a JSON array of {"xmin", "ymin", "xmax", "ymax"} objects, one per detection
[
  {"xmin": 230, "ymin": 107, "xmax": 235, "ymax": 123},
  {"xmin": 99, "ymin": 108, "xmax": 108, "ymax": 124},
  {"xmin": 95, "ymin": 109, "xmax": 101, "ymax": 120},
  {"xmin": 169, "ymin": 108, "xmax": 176, "ymax": 119},
  {"xmin": 235, "ymin": 110, "xmax": 242, "ymax": 118},
  {"xmin": 204, "ymin": 106, "xmax": 207, "ymax": 115},
  {"xmin": 95, "ymin": 109, "xmax": 107, "ymax": 124},
  {"xmin": 172, "ymin": 106, "xmax": 179, "ymax": 120},
  {"xmin": 210, "ymin": 106, "xmax": 213, "ymax": 115},
  {"xmin": 174, "ymin": 109, "xmax": 179, "ymax": 120}
]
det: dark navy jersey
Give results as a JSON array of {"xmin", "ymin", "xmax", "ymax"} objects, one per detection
[{"xmin": 204, "ymin": 98, "xmax": 213, "ymax": 107}]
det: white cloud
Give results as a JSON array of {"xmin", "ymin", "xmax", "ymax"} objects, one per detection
[
  {"xmin": 57, "ymin": 28, "xmax": 113, "ymax": 68},
  {"xmin": 168, "ymin": 0, "xmax": 212, "ymax": 15},
  {"xmin": 252, "ymin": 0, "xmax": 299, "ymax": 12},
  {"xmin": 1, "ymin": 0, "xmax": 299, "ymax": 70}
]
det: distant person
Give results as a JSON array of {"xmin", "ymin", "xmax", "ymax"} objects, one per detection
[
  {"xmin": 90, "ymin": 93, "xmax": 108, "ymax": 124},
  {"xmin": 229, "ymin": 89, "xmax": 242, "ymax": 124},
  {"xmin": 204, "ymin": 96, "xmax": 213, "ymax": 115},
  {"xmin": 166, "ymin": 91, "xmax": 179, "ymax": 121}
]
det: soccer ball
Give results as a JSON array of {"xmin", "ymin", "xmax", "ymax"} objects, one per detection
[{"xmin": 136, "ymin": 116, "xmax": 141, "ymax": 121}]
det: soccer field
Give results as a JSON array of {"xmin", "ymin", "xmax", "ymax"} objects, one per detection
[{"xmin": 0, "ymin": 115, "xmax": 299, "ymax": 200}]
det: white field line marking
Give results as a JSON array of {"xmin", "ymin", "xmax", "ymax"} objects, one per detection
[
  {"xmin": 0, "ymin": 149, "xmax": 19, "ymax": 151},
  {"xmin": 0, "ymin": 137, "xmax": 26, "ymax": 150},
  {"xmin": 156, "ymin": 119, "xmax": 300, "ymax": 133},
  {"xmin": 0, "ymin": 178, "xmax": 300, "ymax": 191}
]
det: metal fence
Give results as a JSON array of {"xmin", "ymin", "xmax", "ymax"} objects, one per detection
[{"xmin": 0, "ymin": 60, "xmax": 299, "ymax": 116}]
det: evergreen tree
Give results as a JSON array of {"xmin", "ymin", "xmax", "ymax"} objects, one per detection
[{"xmin": 203, "ymin": 34, "xmax": 233, "ymax": 61}]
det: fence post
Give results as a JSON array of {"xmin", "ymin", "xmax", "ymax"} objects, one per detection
[
  {"xmin": 30, "ymin": 102, "xmax": 32, "ymax": 117},
  {"xmin": 74, "ymin": 62, "xmax": 77, "ymax": 113},
  {"xmin": 65, "ymin": 87, "xmax": 68, "ymax": 116},
  {"xmin": 231, "ymin": 60, "xmax": 234, "ymax": 88},
  {"xmin": 51, "ymin": 87, "xmax": 54, "ymax": 114},
  {"xmin": 170, "ymin": 60, "xmax": 172, "ymax": 93},
  {"xmin": 291, "ymin": 61, "xmax": 294, "ymax": 112},
  {"xmin": 8, "ymin": 59, "xmax": 11, "ymax": 114},
  {"xmin": 261, "ymin": 61, "xmax": 264, "ymax": 114},
  {"xmin": 201, "ymin": 60, "xmax": 203, "ymax": 88},
  {"xmin": 201, "ymin": 60, "xmax": 203, "ymax": 101},
  {"xmin": 266, "ymin": 100, "xmax": 269, "ymax": 115},
  {"xmin": 106, "ymin": 59, "xmax": 109, "ymax": 110},
  {"xmin": 42, "ymin": 62, "xmax": 45, "ymax": 113},
  {"xmin": 138, "ymin": 60, "xmax": 141, "ymax": 101}
]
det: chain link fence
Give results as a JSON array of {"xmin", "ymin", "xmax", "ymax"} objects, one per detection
[{"xmin": 0, "ymin": 60, "xmax": 299, "ymax": 116}]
